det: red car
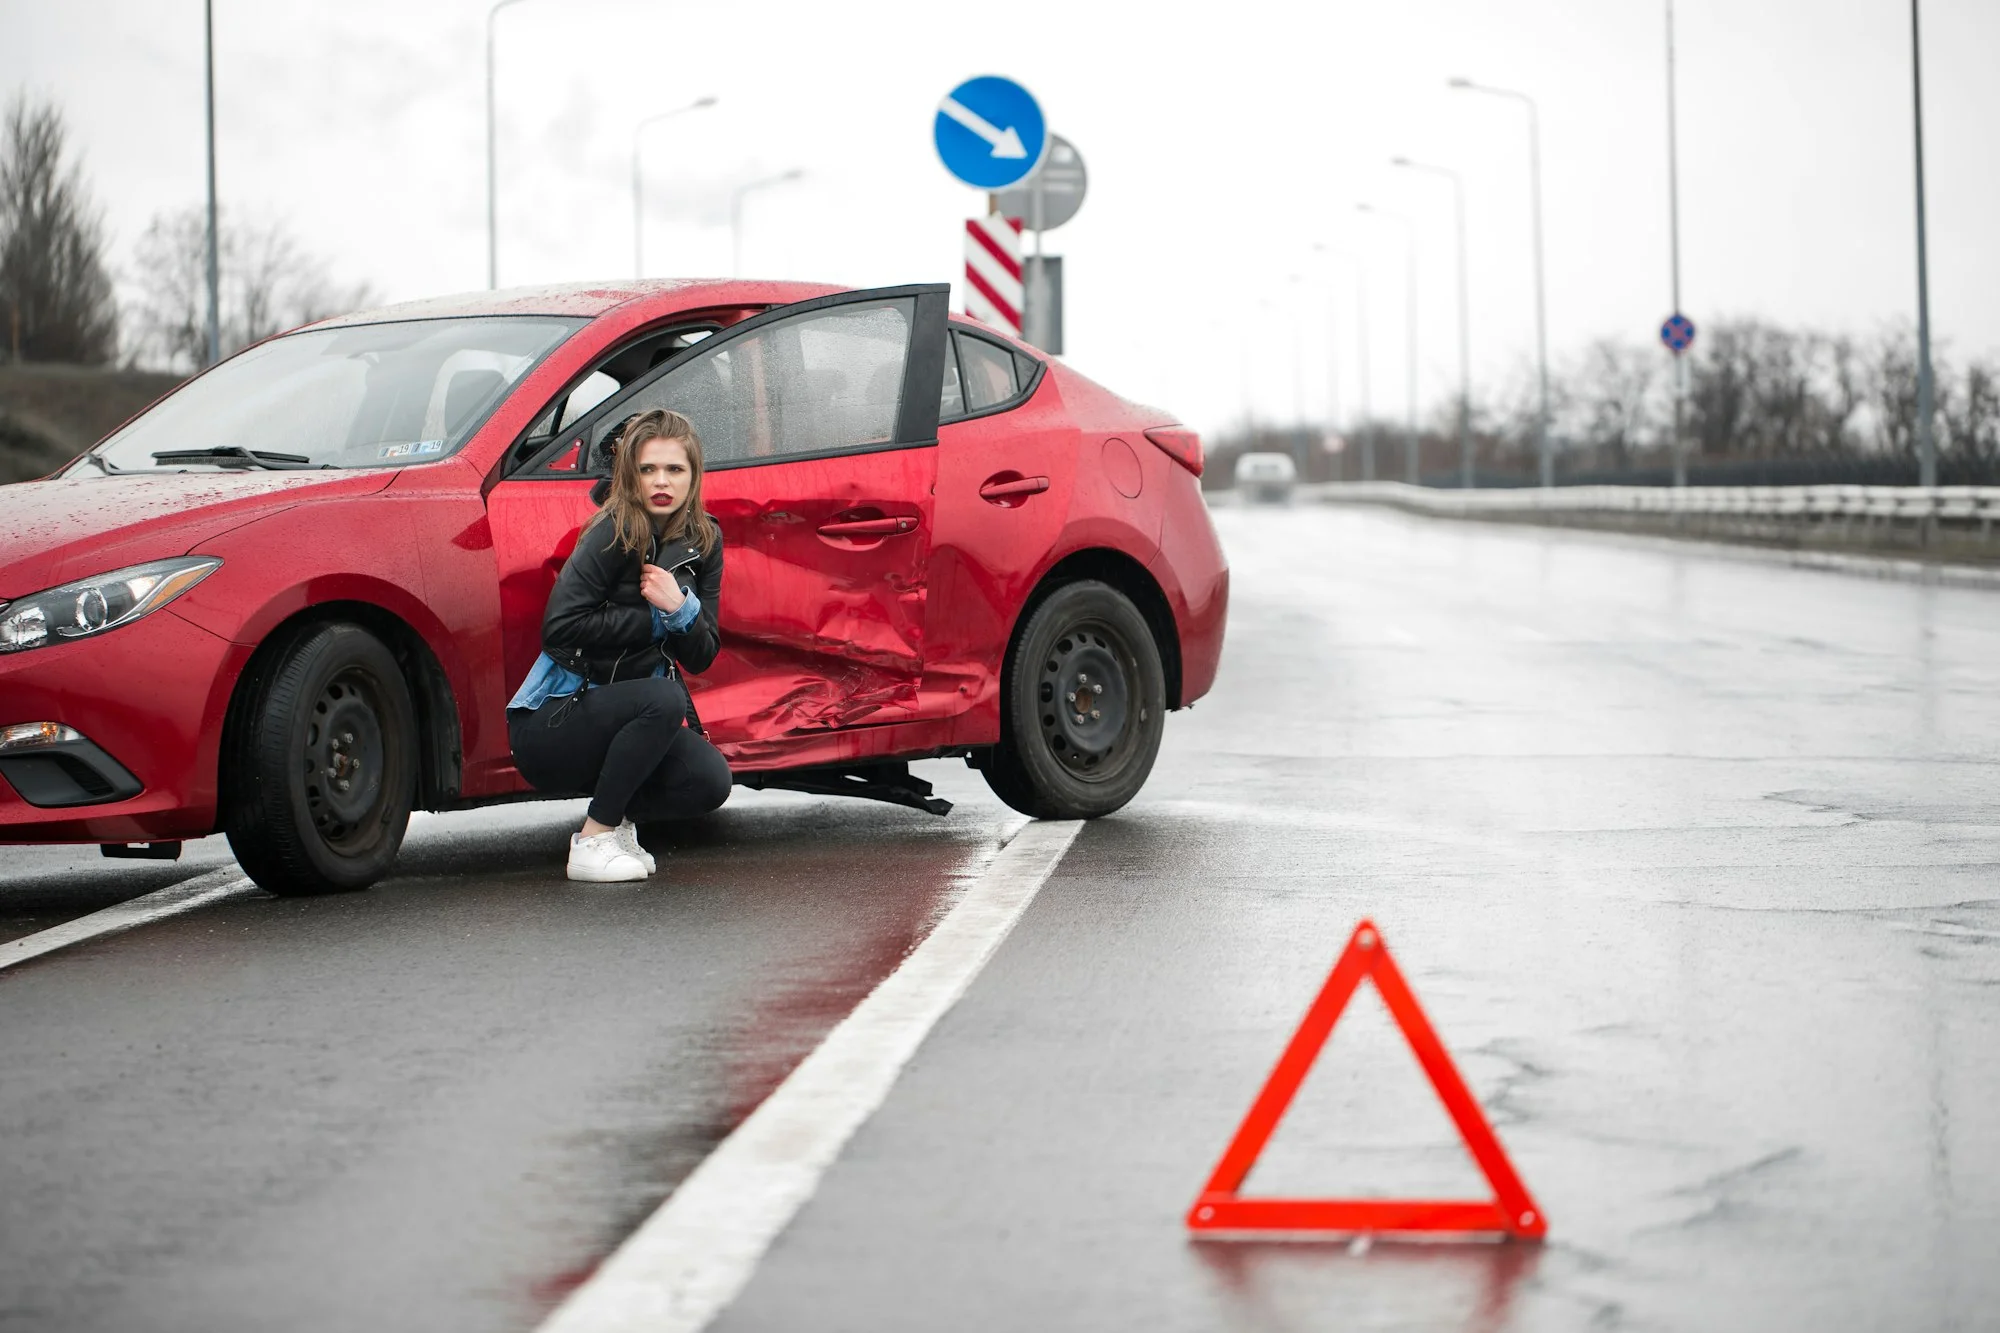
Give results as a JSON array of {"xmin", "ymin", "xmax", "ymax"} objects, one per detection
[{"xmin": 0, "ymin": 280, "xmax": 1228, "ymax": 893}]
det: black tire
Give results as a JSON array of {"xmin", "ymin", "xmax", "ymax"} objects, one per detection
[
  {"xmin": 981, "ymin": 580, "xmax": 1167, "ymax": 820},
  {"xmin": 223, "ymin": 622, "xmax": 416, "ymax": 895}
]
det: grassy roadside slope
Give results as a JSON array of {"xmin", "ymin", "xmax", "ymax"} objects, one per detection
[{"xmin": 0, "ymin": 364, "xmax": 185, "ymax": 484}]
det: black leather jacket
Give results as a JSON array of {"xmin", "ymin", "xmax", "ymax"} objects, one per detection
[{"xmin": 541, "ymin": 517, "xmax": 723, "ymax": 695}]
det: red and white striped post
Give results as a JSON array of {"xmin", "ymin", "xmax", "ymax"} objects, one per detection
[{"xmin": 963, "ymin": 213, "xmax": 1023, "ymax": 337}]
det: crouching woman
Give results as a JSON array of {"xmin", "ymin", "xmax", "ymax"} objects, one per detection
[{"xmin": 506, "ymin": 409, "xmax": 732, "ymax": 882}]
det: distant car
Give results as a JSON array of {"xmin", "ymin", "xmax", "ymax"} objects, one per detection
[
  {"xmin": 1233, "ymin": 451, "xmax": 1297, "ymax": 503},
  {"xmin": 0, "ymin": 281, "xmax": 1229, "ymax": 894}
]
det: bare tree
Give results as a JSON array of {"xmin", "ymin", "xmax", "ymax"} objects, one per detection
[
  {"xmin": 1568, "ymin": 339, "xmax": 1658, "ymax": 471},
  {"xmin": 0, "ymin": 97, "xmax": 118, "ymax": 364},
  {"xmin": 1687, "ymin": 321, "xmax": 1756, "ymax": 457},
  {"xmin": 1943, "ymin": 360, "xmax": 1999, "ymax": 467},
  {"xmin": 127, "ymin": 206, "xmax": 375, "ymax": 371},
  {"xmin": 1863, "ymin": 328, "xmax": 1931, "ymax": 459}
]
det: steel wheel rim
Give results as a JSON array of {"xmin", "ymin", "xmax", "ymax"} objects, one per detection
[
  {"xmin": 1036, "ymin": 617, "xmax": 1146, "ymax": 784},
  {"xmin": 303, "ymin": 668, "xmax": 389, "ymax": 851}
]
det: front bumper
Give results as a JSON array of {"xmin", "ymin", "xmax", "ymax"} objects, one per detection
[{"xmin": 0, "ymin": 609, "xmax": 244, "ymax": 844}]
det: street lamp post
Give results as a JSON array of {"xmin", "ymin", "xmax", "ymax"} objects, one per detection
[
  {"xmin": 1393, "ymin": 157, "xmax": 1472, "ymax": 489},
  {"xmin": 1314, "ymin": 244, "xmax": 1372, "ymax": 480},
  {"xmin": 485, "ymin": 0, "xmax": 531, "ymax": 290},
  {"xmin": 730, "ymin": 169, "xmax": 803, "ymax": 278},
  {"xmin": 1358, "ymin": 204, "xmax": 1420, "ymax": 485},
  {"xmin": 1910, "ymin": 0, "xmax": 1937, "ymax": 489},
  {"xmin": 632, "ymin": 96, "xmax": 718, "ymax": 278},
  {"xmin": 1450, "ymin": 77, "xmax": 1551, "ymax": 487},
  {"xmin": 202, "ymin": 0, "xmax": 219, "ymax": 367},
  {"xmin": 1274, "ymin": 288, "xmax": 1309, "ymax": 475}
]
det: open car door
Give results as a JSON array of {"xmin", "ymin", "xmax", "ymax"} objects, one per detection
[{"xmin": 498, "ymin": 284, "xmax": 951, "ymax": 767}]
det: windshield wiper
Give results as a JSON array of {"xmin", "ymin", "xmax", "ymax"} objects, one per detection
[
  {"xmin": 71, "ymin": 452, "xmax": 122, "ymax": 475},
  {"xmin": 150, "ymin": 447, "xmax": 325, "ymax": 470}
]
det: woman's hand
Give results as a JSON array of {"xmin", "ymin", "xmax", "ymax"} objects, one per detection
[{"xmin": 640, "ymin": 564, "xmax": 687, "ymax": 615}]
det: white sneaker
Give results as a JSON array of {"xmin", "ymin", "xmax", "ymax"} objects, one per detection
[
  {"xmin": 616, "ymin": 818, "xmax": 657, "ymax": 874},
  {"xmin": 567, "ymin": 829, "xmax": 649, "ymax": 883}
]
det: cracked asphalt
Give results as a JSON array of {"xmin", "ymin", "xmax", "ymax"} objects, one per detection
[{"xmin": 4, "ymin": 503, "xmax": 1997, "ymax": 1332}]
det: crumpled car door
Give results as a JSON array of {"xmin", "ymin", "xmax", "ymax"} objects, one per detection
[{"xmin": 558, "ymin": 284, "xmax": 950, "ymax": 764}]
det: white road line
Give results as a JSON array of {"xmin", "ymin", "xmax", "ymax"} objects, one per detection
[
  {"xmin": 538, "ymin": 817, "xmax": 1085, "ymax": 1333},
  {"xmin": 0, "ymin": 865, "xmax": 258, "ymax": 972}
]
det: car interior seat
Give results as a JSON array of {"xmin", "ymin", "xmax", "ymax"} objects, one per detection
[{"xmin": 444, "ymin": 369, "xmax": 508, "ymax": 440}]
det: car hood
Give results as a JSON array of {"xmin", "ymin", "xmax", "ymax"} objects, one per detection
[{"xmin": 0, "ymin": 470, "xmax": 395, "ymax": 599}]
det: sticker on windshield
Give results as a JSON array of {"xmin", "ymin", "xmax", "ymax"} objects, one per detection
[{"xmin": 378, "ymin": 440, "xmax": 447, "ymax": 459}]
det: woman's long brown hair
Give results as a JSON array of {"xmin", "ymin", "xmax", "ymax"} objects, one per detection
[{"xmin": 587, "ymin": 409, "xmax": 719, "ymax": 558}]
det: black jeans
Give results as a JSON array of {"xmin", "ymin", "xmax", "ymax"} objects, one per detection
[{"xmin": 507, "ymin": 677, "xmax": 732, "ymax": 827}]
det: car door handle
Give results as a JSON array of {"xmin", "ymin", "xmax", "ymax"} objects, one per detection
[
  {"xmin": 816, "ymin": 516, "xmax": 918, "ymax": 537},
  {"xmin": 979, "ymin": 475, "xmax": 1050, "ymax": 501}
]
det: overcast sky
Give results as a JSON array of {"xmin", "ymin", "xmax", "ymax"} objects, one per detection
[{"xmin": 6, "ymin": 0, "xmax": 1996, "ymax": 437}]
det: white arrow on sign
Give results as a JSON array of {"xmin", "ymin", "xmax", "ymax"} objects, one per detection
[{"xmin": 938, "ymin": 95, "xmax": 1028, "ymax": 159}]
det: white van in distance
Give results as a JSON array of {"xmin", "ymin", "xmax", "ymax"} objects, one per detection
[{"xmin": 1233, "ymin": 451, "xmax": 1298, "ymax": 503}]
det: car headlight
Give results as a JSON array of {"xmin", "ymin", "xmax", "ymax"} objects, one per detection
[{"xmin": 0, "ymin": 557, "xmax": 221, "ymax": 654}]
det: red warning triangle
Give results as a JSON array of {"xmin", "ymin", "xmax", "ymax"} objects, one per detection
[{"xmin": 1187, "ymin": 919, "xmax": 1547, "ymax": 1239}]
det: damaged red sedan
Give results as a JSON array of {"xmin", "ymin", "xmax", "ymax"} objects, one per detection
[{"xmin": 0, "ymin": 280, "xmax": 1228, "ymax": 893}]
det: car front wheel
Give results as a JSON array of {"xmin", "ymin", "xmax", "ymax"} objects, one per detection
[
  {"xmin": 981, "ymin": 580, "xmax": 1167, "ymax": 820},
  {"xmin": 223, "ymin": 622, "xmax": 416, "ymax": 895}
]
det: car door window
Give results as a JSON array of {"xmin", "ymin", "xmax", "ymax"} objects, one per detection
[
  {"xmin": 509, "ymin": 322, "xmax": 731, "ymax": 476},
  {"xmin": 598, "ymin": 297, "xmax": 916, "ymax": 467},
  {"xmin": 938, "ymin": 334, "xmax": 965, "ymax": 421},
  {"xmin": 957, "ymin": 332, "xmax": 1019, "ymax": 412}
]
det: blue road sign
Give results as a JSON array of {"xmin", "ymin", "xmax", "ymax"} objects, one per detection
[
  {"xmin": 934, "ymin": 76, "xmax": 1047, "ymax": 191},
  {"xmin": 1660, "ymin": 312, "xmax": 1696, "ymax": 353}
]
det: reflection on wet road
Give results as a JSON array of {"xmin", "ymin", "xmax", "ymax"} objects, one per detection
[
  {"xmin": 3, "ymin": 505, "xmax": 1997, "ymax": 1332},
  {"xmin": 715, "ymin": 507, "xmax": 2000, "ymax": 1333},
  {"xmin": 0, "ymin": 789, "xmax": 1019, "ymax": 1332}
]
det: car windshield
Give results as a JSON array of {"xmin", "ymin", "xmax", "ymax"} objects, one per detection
[{"xmin": 87, "ymin": 316, "xmax": 584, "ymax": 473}]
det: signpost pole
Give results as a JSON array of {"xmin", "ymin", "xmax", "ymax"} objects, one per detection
[
  {"xmin": 1666, "ymin": 0, "xmax": 1688, "ymax": 490},
  {"xmin": 1028, "ymin": 169, "xmax": 1047, "ymax": 349}
]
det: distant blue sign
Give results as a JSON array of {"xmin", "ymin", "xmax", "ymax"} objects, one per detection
[
  {"xmin": 1660, "ymin": 312, "xmax": 1696, "ymax": 353},
  {"xmin": 934, "ymin": 76, "xmax": 1047, "ymax": 191}
]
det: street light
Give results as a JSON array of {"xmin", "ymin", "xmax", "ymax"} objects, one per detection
[
  {"xmin": 485, "ymin": 0, "xmax": 532, "ymax": 290},
  {"xmin": 1910, "ymin": 0, "xmax": 1937, "ymax": 489},
  {"xmin": 633, "ymin": 96, "xmax": 718, "ymax": 278},
  {"xmin": 1313, "ymin": 244, "xmax": 1373, "ymax": 481},
  {"xmin": 1392, "ymin": 156, "xmax": 1473, "ymax": 489},
  {"xmin": 202, "ymin": 0, "xmax": 219, "ymax": 366},
  {"xmin": 1357, "ymin": 203, "xmax": 1420, "ymax": 485},
  {"xmin": 730, "ymin": 169, "xmax": 803, "ymax": 278},
  {"xmin": 1450, "ymin": 77, "xmax": 1551, "ymax": 488}
]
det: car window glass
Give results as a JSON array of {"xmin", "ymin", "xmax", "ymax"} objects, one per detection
[
  {"xmin": 957, "ymin": 332, "xmax": 1018, "ymax": 412},
  {"xmin": 1014, "ymin": 351, "xmax": 1040, "ymax": 389},
  {"xmin": 610, "ymin": 298, "xmax": 913, "ymax": 465},
  {"xmin": 938, "ymin": 335, "xmax": 965, "ymax": 420},
  {"xmin": 558, "ymin": 370, "xmax": 618, "ymax": 429},
  {"xmin": 91, "ymin": 316, "xmax": 581, "ymax": 473}
]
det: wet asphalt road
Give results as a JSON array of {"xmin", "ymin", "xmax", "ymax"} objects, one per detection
[{"xmin": 5, "ymin": 505, "xmax": 1999, "ymax": 1332}]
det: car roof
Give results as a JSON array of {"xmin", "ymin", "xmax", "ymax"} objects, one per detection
[{"xmin": 307, "ymin": 278, "xmax": 851, "ymax": 329}]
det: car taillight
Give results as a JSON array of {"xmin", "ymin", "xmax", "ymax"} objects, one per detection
[{"xmin": 1143, "ymin": 427, "xmax": 1204, "ymax": 477}]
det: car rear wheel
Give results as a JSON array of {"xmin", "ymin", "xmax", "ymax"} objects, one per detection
[
  {"xmin": 981, "ymin": 580, "xmax": 1167, "ymax": 820},
  {"xmin": 223, "ymin": 622, "xmax": 416, "ymax": 895}
]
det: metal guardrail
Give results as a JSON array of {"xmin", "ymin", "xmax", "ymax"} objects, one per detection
[
  {"xmin": 1290, "ymin": 480, "xmax": 2000, "ymax": 568},
  {"xmin": 1302, "ymin": 480, "xmax": 2000, "ymax": 526}
]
